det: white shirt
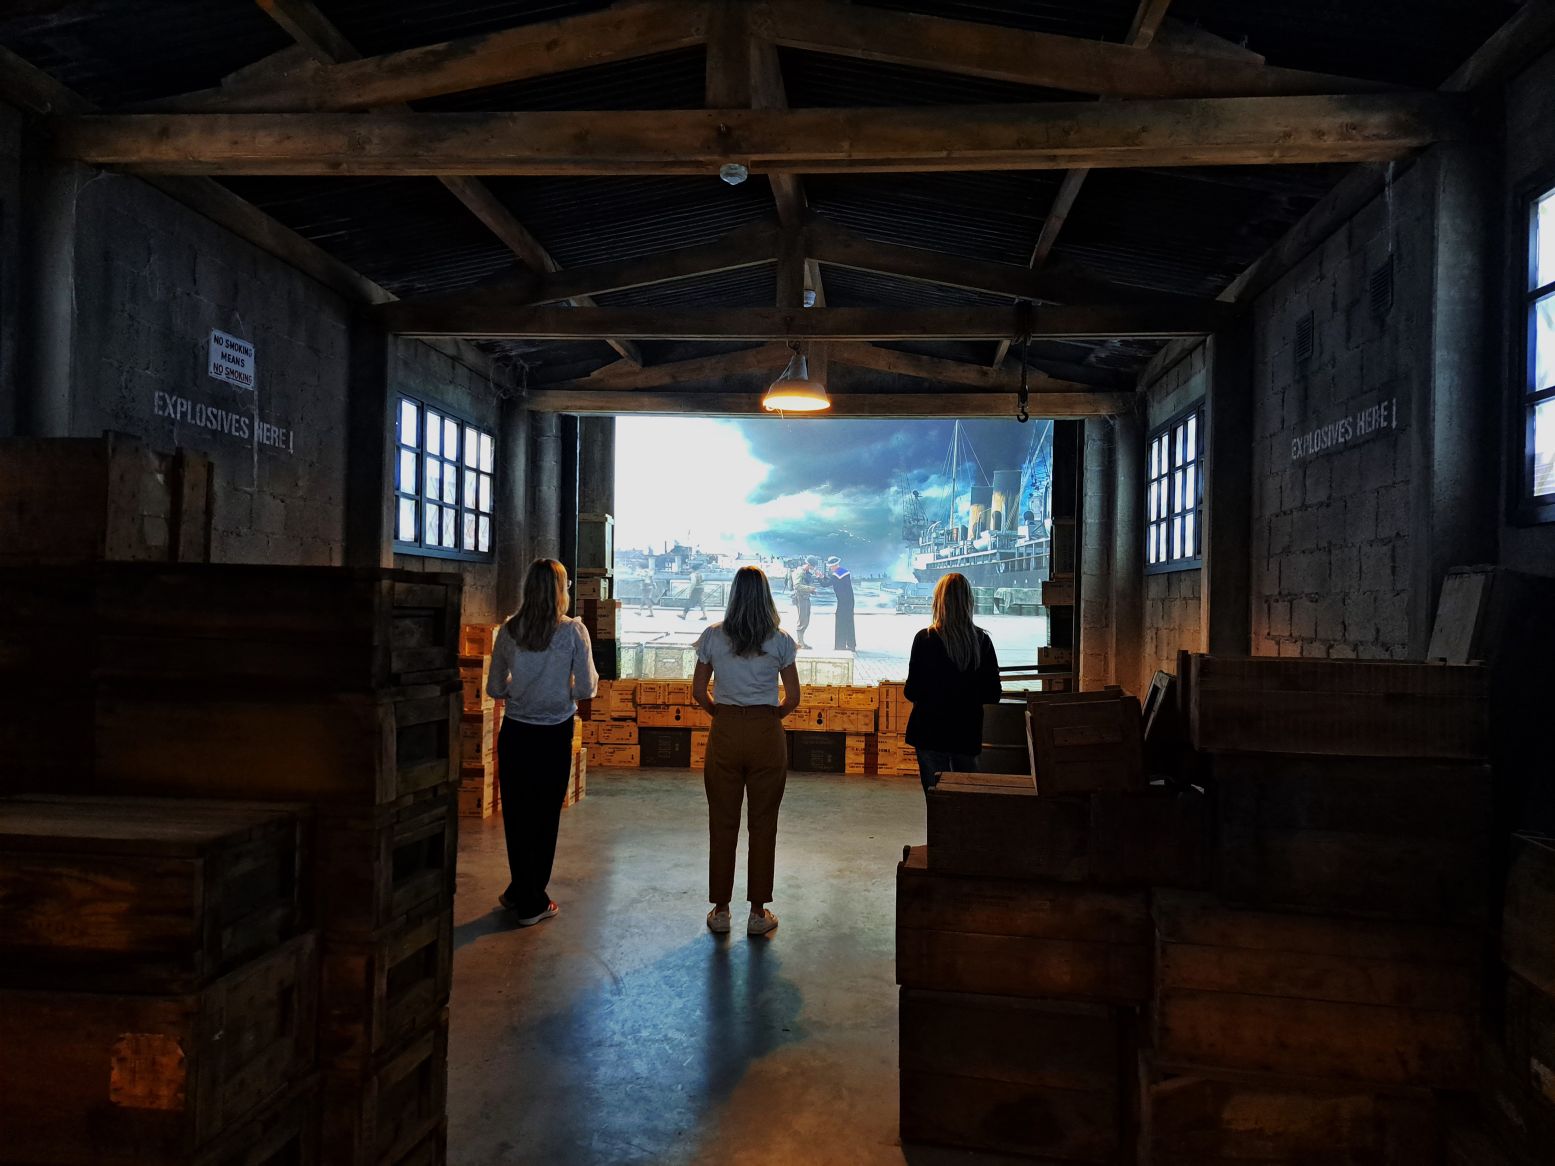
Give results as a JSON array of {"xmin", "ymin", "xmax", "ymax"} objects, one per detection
[
  {"xmin": 694, "ymin": 624, "xmax": 797, "ymax": 706},
  {"xmin": 486, "ymin": 618, "xmax": 599, "ymax": 725}
]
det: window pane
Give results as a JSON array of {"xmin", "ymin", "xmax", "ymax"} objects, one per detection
[
  {"xmin": 479, "ymin": 515, "xmax": 491, "ymax": 553},
  {"xmin": 462, "ymin": 511, "xmax": 477, "ymax": 551},
  {"xmin": 1147, "ymin": 524, "xmax": 1157, "ymax": 564},
  {"xmin": 1172, "ymin": 515, "xmax": 1183, "ymax": 559},
  {"xmin": 463, "ymin": 468, "xmax": 478, "ymax": 510},
  {"xmin": 479, "ymin": 473, "xmax": 493, "ymax": 514},
  {"xmin": 1173, "ymin": 469, "xmax": 1184, "ymax": 515},
  {"xmin": 1535, "ymin": 400, "xmax": 1555, "ymax": 497},
  {"xmin": 398, "ymin": 399, "xmax": 419, "ymax": 448},
  {"xmin": 464, "ymin": 426, "xmax": 479, "ymax": 468},
  {"xmin": 443, "ymin": 418, "xmax": 459, "ymax": 459},
  {"xmin": 397, "ymin": 498, "xmax": 416, "ymax": 542},
  {"xmin": 426, "ymin": 412, "xmax": 442, "ymax": 456},
  {"xmin": 1152, "ymin": 439, "xmax": 1161, "ymax": 478},
  {"xmin": 1537, "ymin": 189, "xmax": 1555, "ymax": 291},
  {"xmin": 397, "ymin": 450, "xmax": 416, "ymax": 493},
  {"xmin": 480, "ymin": 433, "xmax": 494, "ymax": 473},
  {"xmin": 1534, "ymin": 292, "xmax": 1555, "ymax": 393},
  {"xmin": 1157, "ymin": 526, "xmax": 1166, "ymax": 562},
  {"xmin": 425, "ymin": 502, "xmax": 438, "ymax": 542},
  {"xmin": 1174, "ymin": 426, "xmax": 1184, "ymax": 467},
  {"xmin": 1185, "ymin": 465, "xmax": 1196, "ymax": 507},
  {"xmin": 1185, "ymin": 511, "xmax": 1196, "ymax": 556},
  {"xmin": 424, "ymin": 456, "xmax": 437, "ymax": 496},
  {"xmin": 1186, "ymin": 414, "xmax": 1197, "ymax": 461},
  {"xmin": 442, "ymin": 462, "xmax": 458, "ymax": 504},
  {"xmin": 442, "ymin": 508, "xmax": 456, "ymax": 548}
]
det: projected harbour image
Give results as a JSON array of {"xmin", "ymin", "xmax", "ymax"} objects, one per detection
[{"xmin": 612, "ymin": 417, "xmax": 1060, "ymax": 683}]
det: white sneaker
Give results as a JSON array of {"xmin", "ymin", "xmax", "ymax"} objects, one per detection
[
  {"xmin": 747, "ymin": 909, "xmax": 778, "ymax": 935},
  {"xmin": 706, "ymin": 907, "xmax": 731, "ymax": 933}
]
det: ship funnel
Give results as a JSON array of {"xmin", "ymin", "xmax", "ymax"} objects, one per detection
[
  {"xmin": 992, "ymin": 470, "xmax": 1021, "ymax": 531},
  {"xmin": 968, "ymin": 486, "xmax": 994, "ymax": 535}
]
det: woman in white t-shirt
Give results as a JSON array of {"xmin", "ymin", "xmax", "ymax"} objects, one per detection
[
  {"xmin": 485, "ymin": 559, "xmax": 599, "ymax": 927},
  {"xmin": 692, "ymin": 566, "xmax": 801, "ymax": 936}
]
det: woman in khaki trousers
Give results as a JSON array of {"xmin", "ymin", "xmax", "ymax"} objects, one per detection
[{"xmin": 691, "ymin": 566, "xmax": 801, "ymax": 936}]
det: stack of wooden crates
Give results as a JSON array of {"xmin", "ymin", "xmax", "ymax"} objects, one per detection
[
  {"xmin": 577, "ymin": 514, "xmax": 617, "ymax": 681},
  {"xmin": 458, "ymin": 624, "xmax": 501, "ymax": 819},
  {"xmin": 0, "ymin": 563, "xmax": 463, "ymax": 1165}
]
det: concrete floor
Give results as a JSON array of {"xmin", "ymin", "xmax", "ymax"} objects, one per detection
[{"xmin": 448, "ymin": 767, "xmax": 1026, "ymax": 1166}]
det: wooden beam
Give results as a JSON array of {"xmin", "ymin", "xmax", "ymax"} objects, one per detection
[
  {"xmin": 1442, "ymin": 0, "xmax": 1555, "ymax": 92},
  {"xmin": 55, "ymin": 97, "xmax": 1462, "ymax": 177},
  {"xmin": 151, "ymin": 1, "xmax": 710, "ymax": 112},
  {"xmin": 543, "ymin": 344, "xmax": 790, "ymax": 392},
  {"xmin": 705, "ymin": 2, "xmax": 753, "ymax": 108},
  {"xmin": 1126, "ymin": 0, "xmax": 1175, "ymax": 50},
  {"xmin": 526, "ymin": 389, "xmax": 1133, "ymax": 418},
  {"xmin": 377, "ymin": 304, "xmax": 1220, "ymax": 341},
  {"xmin": 256, "ymin": 0, "xmax": 361, "ymax": 62},
  {"xmin": 828, "ymin": 342, "xmax": 1093, "ymax": 393},
  {"xmin": 759, "ymin": 0, "xmax": 1395, "ymax": 99},
  {"xmin": 750, "ymin": 37, "xmax": 804, "ymax": 226}
]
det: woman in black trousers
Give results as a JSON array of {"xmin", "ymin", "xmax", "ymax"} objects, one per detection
[
  {"xmin": 904, "ymin": 572, "xmax": 1002, "ymax": 792},
  {"xmin": 486, "ymin": 558, "xmax": 599, "ymax": 926}
]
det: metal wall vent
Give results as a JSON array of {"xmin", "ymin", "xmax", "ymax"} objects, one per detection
[
  {"xmin": 1294, "ymin": 312, "xmax": 1315, "ymax": 369},
  {"xmin": 1370, "ymin": 256, "xmax": 1395, "ymax": 318}
]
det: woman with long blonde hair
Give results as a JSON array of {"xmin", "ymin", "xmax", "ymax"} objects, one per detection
[
  {"xmin": 903, "ymin": 572, "xmax": 1002, "ymax": 792},
  {"xmin": 485, "ymin": 558, "xmax": 599, "ymax": 926},
  {"xmin": 692, "ymin": 566, "xmax": 801, "ymax": 936}
]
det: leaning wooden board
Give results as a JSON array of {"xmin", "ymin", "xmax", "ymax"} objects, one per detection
[
  {"xmin": 1213, "ymin": 754, "xmax": 1491, "ymax": 923},
  {"xmin": 1188, "ymin": 655, "xmax": 1489, "ymax": 759},
  {"xmin": 900, "ymin": 989, "xmax": 1127, "ymax": 1163},
  {"xmin": 0, "ymin": 931, "xmax": 318, "ymax": 1164},
  {"xmin": 0, "ymin": 795, "xmax": 307, "ymax": 992},
  {"xmin": 1153, "ymin": 892, "xmax": 1477, "ymax": 1089},
  {"xmin": 897, "ymin": 846, "xmax": 1150, "ymax": 1004}
]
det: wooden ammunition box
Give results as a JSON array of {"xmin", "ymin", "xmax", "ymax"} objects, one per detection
[
  {"xmin": 822, "ymin": 707, "xmax": 875, "ymax": 734},
  {"xmin": 837, "ymin": 686, "xmax": 880, "ymax": 710},
  {"xmin": 897, "ymin": 847, "xmax": 1150, "ymax": 1004},
  {"xmin": 637, "ymin": 727, "xmax": 691, "ymax": 768},
  {"xmin": 636, "ymin": 681, "xmax": 667, "ymax": 706},
  {"xmin": 1026, "ymin": 696, "xmax": 1143, "ymax": 795},
  {"xmin": 663, "ymin": 681, "xmax": 693, "ymax": 706},
  {"xmin": 783, "ymin": 706, "xmax": 829, "ymax": 732},
  {"xmin": 89, "ymin": 684, "xmax": 458, "ymax": 806},
  {"xmin": 925, "ymin": 772, "xmax": 1088, "ymax": 882},
  {"xmin": 591, "ymin": 744, "xmax": 640, "ymax": 768},
  {"xmin": 900, "ymin": 989, "xmax": 1126, "ymax": 1162},
  {"xmin": 315, "ymin": 788, "xmax": 456, "ymax": 937},
  {"xmin": 1504, "ymin": 833, "xmax": 1555, "ymax": 997},
  {"xmin": 319, "ymin": 903, "xmax": 452, "ymax": 1070},
  {"xmin": 1189, "ymin": 655, "xmax": 1489, "ymax": 759},
  {"xmin": 1088, "ymin": 788, "xmax": 1210, "ymax": 889},
  {"xmin": 194, "ymin": 1076, "xmax": 320, "ymax": 1166},
  {"xmin": 789, "ymin": 731, "xmax": 846, "ymax": 774},
  {"xmin": 0, "ymin": 795, "xmax": 306, "ymax": 993},
  {"xmin": 800, "ymin": 685, "xmax": 841, "ymax": 707},
  {"xmin": 0, "ymin": 931, "xmax": 318, "ymax": 1164},
  {"xmin": 1040, "ymin": 578, "xmax": 1076, "ymax": 607},
  {"xmin": 1215, "ymin": 754, "xmax": 1491, "ymax": 922},
  {"xmin": 1145, "ymin": 1070, "xmax": 1440, "ymax": 1165},
  {"xmin": 457, "ymin": 772, "xmax": 494, "ymax": 819},
  {"xmin": 458, "ymin": 711, "xmax": 494, "ymax": 762},
  {"xmin": 457, "ymin": 624, "xmax": 499, "ymax": 657},
  {"xmin": 575, "ymin": 577, "xmax": 611, "ymax": 601},
  {"xmin": 689, "ymin": 731, "xmax": 710, "ymax": 768},
  {"xmin": 637, "ymin": 704, "xmax": 709, "ymax": 729},
  {"xmin": 594, "ymin": 721, "xmax": 639, "ymax": 744},
  {"xmin": 322, "ymin": 1012, "xmax": 448, "ymax": 1166},
  {"xmin": 1153, "ymin": 892, "xmax": 1478, "ymax": 1088}
]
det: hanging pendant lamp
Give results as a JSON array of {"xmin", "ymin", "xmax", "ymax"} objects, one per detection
[{"xmin": 761, "ymin": 344, "xmax": 830, "ymax": 412}]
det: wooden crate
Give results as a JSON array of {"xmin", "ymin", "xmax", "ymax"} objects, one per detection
[
  {"xmin": 322, "ymin": 1012, "xmax": 448, "ymax": 1166},
  {"xmin": 900, "ymin": 989, "xmax": 1126, "ymax": 1162},
  {"xmin": 90, "ymin": 685, "xmax": 458, "ymax": 806},
  {"xmin": 1491, "ymin": 972, "xmax": 1555, "ymax": 1151},
  {"xmin": 0, "ymin": 931, "xmax": 318, "ymax": 1165},
  {"xmin": 897, "ymin": 846, "xmax": 1150, "ymax": 1003},
  {"xmin": 320, "ymin": 903, "xmax": 452, "ymax": 1070},
  {"xmin": 800, "ymin": 685, "xmax": 840, "ymax": 708},
  {"xmin": 663, "ymin": 681, "xmax": 693, "ymax": 706},
  {"xmin": 925, "ymin": 772, "xmax": 1088, "ymax": 882},
  {"xmin": 457, "ymin": 624, "xmax": 500, "ymax": 657},
  {"xmin": 316, "ymin": 788, "xmax": 457, "ymax": 937},
  {"xmin": 1188, "ymin": 655, "xmax": 1490, "ymax": 759},
  {"xmin": 636, "ymin": 681, "xmax": 667, "ymax": 706},
  {"xmin": 591, "ymin": 744, "xmax": 640, "ymax": 768},
  {"xmin": 457, "ymin": 773, "xmax": 494, "ymax": 819},
  {"xmin": 594, "ymin": 721, "xmax": 639, "ymax": 744},
  {"xmin": 822, "ymin": 707, "xmax": 875, "ymax": 734},
  {"xmin": 783, "ymin": 706, "xmax": 829, "ymax": 732},
  {"xmin": 1153, "ymin": 892, "xmax": 1478, "ymax": 1089},
  {"xmin": 0, "ymin": 435, "xmax": 211, "ymax": 565},
  {"xmin": 1088, "ymin": 788, "xmax": 1210, "ymax": 889},
  {"xmin": 1026, "ymin": 696, "xmax": 1143, "ymax": 795},
  {"xmin": 458, "ymin": 659, "xmax": 492, "ymax": 713},
  {"xmin": 1040, "ymin": 578, "xmax": 1076, "ymax": 607},
  {"xmin": 1144, "ymin": 1068, "xmax": 1440, "ymax": 1165},
  {"xmin": 393, "ymin": 1121, "xmax": 447, "ymax": 1166},
  {"xmin": 837, "ymin": 686, "xmax": 879, "ymax": 710},
  {"xmin": 0, "ymin": 795, "xmax": 306, "ymax": 994},
  {"xmin": 689, "ymin": 731, "xmax": 709, "ymax": 768},
  {"xmin": 575, "ymin": 577, "xmax": 611, "ymax": 601},
  {"xmin": 1214, "ymin": 754, "xmax": 1491, "ymax": 922},
  {"xmin": 1504, "ymin": 833, "xmax": 1555, "ymax": 998},
  {"xmin": 458, "ymin": 710, "xmax": 494, "ymax": 763},
  {"xmin": 194, "ymin": 1076, "xmax": 319, "ymax": 1166}
]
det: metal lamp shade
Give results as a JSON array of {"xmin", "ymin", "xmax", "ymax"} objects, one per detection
[{"xmin": 761, "ymin": 350, "xmax": 830, "ymax": 412}]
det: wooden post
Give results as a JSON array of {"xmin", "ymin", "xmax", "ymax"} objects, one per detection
[
  {"xmin": 494, "ymin": 397, "xmax": 528, "ymax": 614},
  {"xmin": 1201, "ymin": 319, "xmax": 1254, "ymax": 654},
  {"xmin": 344, "ymin": 319, "xmax": 393, "ymax": 567},
  {"xmin": 1111, "ymin": 406, "xmax": 1145, "ymax": 694}
]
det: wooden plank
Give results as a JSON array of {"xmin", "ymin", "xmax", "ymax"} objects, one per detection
[
  {"xmin": 1504, "ymin": 833, "xmax": 1555, "ymax": 998},
  {"xmin": 321, "ymin": 1010, "xmax": 448, "ymax": 1166},
  {"xmin": 0, "ymin": 796, "xmax": 306, "ymax": 992},
  {"xmin": 532, "ymin": 222, "xmax": 779, "ymax": 305},
  {"xmin": 1154, "ymin": 891, "xmax": 1478, "ymax": 1089},
  {"xmin": 1188, "ymin": 655, "xmax": 1490, "ymax": 759},
  {"xmin": 55, "ymin": 96, "xmax": 1462, "ymax": 177},
  {"xmin": 378, "ymin": 303, "xmax": 1216, "ymax": 341},
  {"xmin": 319, "ymin": 903, "xmax": 452, "ymax": 1069},
  {"xmin": 704, "ymin": 1, "xmax": 752, "ymax": 109},
  {"xmin": 830, "ymin": 341, "xmax": 1103, "ymax": 392},
  {"xmin": 924, "ymin": 773, "xmax": 1090, "ymax": 881},
  {"xmin": 0, "ymin": 932, "xmax": 318, "ymax": 1164},
  {"xmin": 761, "ymin": 0, "xmax": 1398, "ymax": 99},
  {"xmin": 524, "ymin": 389, "xmax": 1134, "ymax": 417},
  {"xmin": 256, "ymin": 0, "xmax": 361, "ymax": 63},
  {"xmin": 154, "ymin": 1, "xmax": 711, "ymax": 111},
  {"xmin": 315, "ymin": 788, "xmax": 457, "ymax": 936},
  {"xmin": 1213, "ymin": 754, "xmax": 1491, "ymax": 923}
]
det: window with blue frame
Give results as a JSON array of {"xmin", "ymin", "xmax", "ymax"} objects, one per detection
[
  {"xmin": 393, "ymin": 396, "xmax": 495, "ymax": 559},
  {"xmin": 1147, "ymin": 405, "xmax": 1203, "ymax": 571},
  {"xmin": 1522, "ymin": 184, "xmax": 1555, "ymax": 517}
]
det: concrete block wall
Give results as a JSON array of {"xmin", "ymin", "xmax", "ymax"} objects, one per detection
[
  {"xmin": 1248, "ymin": 161, "xmax": 1434, "ymax": 660},
  {"xmin": 1079, "ymin": 418, "xmax": 1114, "ymax": 689},
  {"xmin": 1141, "ymin": 345, "xmax": 1208, "ymax": 681},
  {"xmin": 0, "ymin": 107, "xmax": 22, "ymax": 439}
]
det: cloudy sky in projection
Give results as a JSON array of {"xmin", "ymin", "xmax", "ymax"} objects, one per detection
[{"xmin": 615, "ymin": 417, "xmax": 1043, "ymax": 576}]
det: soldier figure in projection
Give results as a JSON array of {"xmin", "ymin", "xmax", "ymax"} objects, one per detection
[{"xmin": 826, "ymin": 555, "xmax": 856, "ymax": 651}]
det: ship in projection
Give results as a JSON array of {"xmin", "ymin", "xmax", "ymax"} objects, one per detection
[{"xmin": 901, "ymin": 420, "xmax": 1055, "ymax": 601}]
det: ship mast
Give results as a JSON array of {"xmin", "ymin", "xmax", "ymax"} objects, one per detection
[{"xmin": 947, "ymin": 420, "xmax": 960, "ymax": 532}]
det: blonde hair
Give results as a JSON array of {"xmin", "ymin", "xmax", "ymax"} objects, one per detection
[
  {"xmin": 722, "ymin": 566, "xmax": 781, "ymax": 657},
  {"xmin": 930, "ymin": 573, "xmax": 980, "ymax": 671},
  {"xmin": 508, "ymin": 559, "xmax": 569, "ymax": 652}
]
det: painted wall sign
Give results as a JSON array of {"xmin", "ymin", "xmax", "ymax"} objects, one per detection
[
  {"xmin": 1290, "ymin": 393, "xmax": 1405, "ymax": 462},
  {"xmin": 153, "ymin": 390, "xmax": 295, "ymax": 454},
  {"xmin": 207, "ymin": 329, "xmax": 256, "ymax": 389}
]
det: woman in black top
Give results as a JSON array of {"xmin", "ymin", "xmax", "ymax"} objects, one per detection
[{"xmin": 904, "ymin": 573, "xmax": 1002, "ymax": 791}]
